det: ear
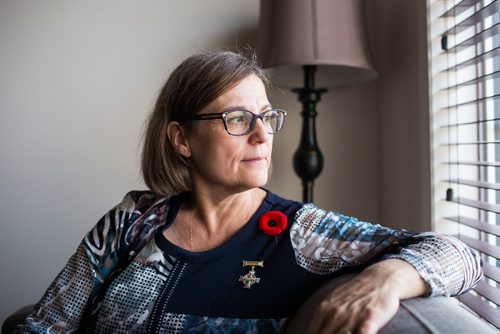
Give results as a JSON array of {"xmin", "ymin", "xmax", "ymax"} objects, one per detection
[{"xmin": 166, "ymin": 121, "xmax": 191, "ymax": 158}]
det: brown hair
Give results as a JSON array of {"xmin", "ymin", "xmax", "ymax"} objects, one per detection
[{"xmin": 141, "ymin": 49, "xmax": 271, "ymax": 196}]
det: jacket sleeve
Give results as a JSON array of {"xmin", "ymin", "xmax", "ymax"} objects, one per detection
[
  {"xmin": 289, "ymin": 204, "xmax": 483, "ymax": 297},
  {"xmin": 16, "ymin": 191, "xmax": 168, "ymax": 333}
]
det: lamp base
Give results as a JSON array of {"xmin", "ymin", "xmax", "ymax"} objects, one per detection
[{"xmin": 292, "ymin": 65, "xmax": 326, "ymax": 203}]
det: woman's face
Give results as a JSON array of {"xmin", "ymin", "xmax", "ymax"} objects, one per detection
[{"xmin": 185, "ymin": 74, "xmax": 274, "ymax": 195}]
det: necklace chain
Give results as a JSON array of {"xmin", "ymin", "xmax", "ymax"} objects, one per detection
[{"xmin": 189, "ymin": 218, "xmax": 193, "ymax": 251}]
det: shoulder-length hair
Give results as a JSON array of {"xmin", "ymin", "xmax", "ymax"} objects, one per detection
[{"xmin": 141, "ymin": 49, "xmax": 271, "ymax": 196}]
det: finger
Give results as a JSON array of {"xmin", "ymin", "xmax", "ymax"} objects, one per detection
[
  {"xmin": 315, "ymin": 305, "xmax": 353, "ymax": 334},
  {"xmin": 306, "ymin": 300, "xmax": 348, "ymax": 334},
  {"xmin": 320, "ymin": 320, "xmax": 350, "ymax": 334},
  {"xmin": 357, "ymin": 319, "xmax": 383, "ymax": 334},
  {"xmin": 318, "ymin": 313, "xmax": 351, "ymax": 334},
  {"xmin": 355, "ymin": 306, "xmax": 390, "ymax": 334},
  {"xmin": 306, "ymin": 301, "xmax": 331, "ymax": 333},
  {"xmin": 319, "ymin": 301, "xmax": 381, "ymax": 334},
  {"xmin": 337, "ymin": 329, "xmax": 353, "ymax": 334}
]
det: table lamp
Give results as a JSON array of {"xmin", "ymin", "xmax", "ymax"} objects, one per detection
[{"xmin": 257, "ymin": 0, "xmax": 377, "ymax": 202}]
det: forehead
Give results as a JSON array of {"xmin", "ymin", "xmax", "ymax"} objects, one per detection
[{"xmin": 206, "ymin": 75, "xmax": 269, "ymax": 112}]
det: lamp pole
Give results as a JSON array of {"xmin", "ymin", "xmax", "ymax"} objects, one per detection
[{"xmin": 292, "ymin": 65, "xmax": 326, "ymax": 202}]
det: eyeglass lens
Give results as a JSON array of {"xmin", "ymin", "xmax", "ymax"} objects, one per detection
[{"xmin": 225, "ymin": 110, "xmax": 284, "ymax": 135}]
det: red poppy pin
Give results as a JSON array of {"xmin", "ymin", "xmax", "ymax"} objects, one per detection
[{"xmin": 259, "ymin": 211, "xmax": 288, "ymax": 236}]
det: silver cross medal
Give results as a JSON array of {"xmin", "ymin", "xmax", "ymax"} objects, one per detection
[{"xmin": 239, "ymin": 260, "xmax": 264, "ymax": 289}]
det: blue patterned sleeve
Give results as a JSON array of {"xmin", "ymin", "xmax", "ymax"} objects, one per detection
[
  {"xmin": 289, "ymin": 204, "xmax": 482, "ymax": 297},
  {"xmin": 16, "ymin": 191, "xmax": 168, "ymax": 333}
]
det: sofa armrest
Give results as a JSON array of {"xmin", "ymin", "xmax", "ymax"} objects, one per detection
[
  {"xmin": 284, "ymin": 274, "xmax": 496, "ymax": 333},
  {"xmin": 2, "ymin": 304, "xmax": 35, "ymax": 334}
]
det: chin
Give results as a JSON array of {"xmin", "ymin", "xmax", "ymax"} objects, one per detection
[
  {"xmin": 250, "ymin": 174, "xmax": 269, "ymax": 188},
  {"xmin": 235, "ymin": 175, "xmax": 267, "ymax": 190},
  {"xmin": 237, "ymin": 167, "xmax": 270, "ymax": 189}
]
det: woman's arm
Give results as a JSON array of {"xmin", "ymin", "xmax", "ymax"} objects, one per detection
[
  {"xmin": 16, "ymin": 244, "xmax": 98, "ymax": 333},
  {"xmin": 16, "ymin": 191, "xmax": 167, "ymax": 333},
  {"xmin": 290, "ymin": 204, "xmax": 483, "ymax": 333},
  {"xmin": 385, "ymin": 233, "xmax": 482, "ymax": 297},
  {"xmin": 291, "ymin": 204, "xmax": 482, "ymax": 296}
]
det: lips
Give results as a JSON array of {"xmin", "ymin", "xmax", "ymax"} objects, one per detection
[{"xmin": 242, "ymin": 156, "xmax": 266, "ymax": 163}]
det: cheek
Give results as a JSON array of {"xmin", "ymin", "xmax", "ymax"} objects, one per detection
[
  {"xmin": 265, "ymin": 139, "xmax": 274, "ymax": 163},
  {"xmin": 190, "ymin": 136, "xmax": 240, "ymax": 166},
  {"xmin": 267, "ymin": 138, "xmax": 274, "ymax": 154},
  {"xmin": 188, "ymin": 125, "xmax": 225, "ymax": 152}
]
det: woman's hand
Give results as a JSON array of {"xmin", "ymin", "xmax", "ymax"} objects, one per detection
[{"xmin": 306, "ymin": 259, "xmax": 430, "ymax": 334}]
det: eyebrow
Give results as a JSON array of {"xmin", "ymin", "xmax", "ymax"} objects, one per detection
[{"xmin": 221, "ymin": 104, "xmax": 273, "ymax": 113}]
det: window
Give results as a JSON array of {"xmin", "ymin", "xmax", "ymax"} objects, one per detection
[{"xmin": 429, "ymin": 0, "xmax": 500, "ymax": 328}]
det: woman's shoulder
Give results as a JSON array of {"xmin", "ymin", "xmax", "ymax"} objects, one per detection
[
  {"xmin": 84, "ymin": 191, "xmax": 174, "ymax": 257},
  {"xmin": 264, "ymin": 191, "xmax": 347, "ymax": 224},
  {"xmin": 103, "ymin": 190, "xmax": 173, "ymax": 236},
  {"xmin": 290, "ymin": 202, "xmax": 376, "ymax": 235},
  {"xmin": 264, "ymin": 191, "xmax": 304, "ymax": 218},
  {"xmin": 116, "ymin": 190, "xmax": 171, "ymax": 215},
  {"xmin": 291, "ymin": 202, "xmax": 340, "ymax": 223},
  {"xmin": 265, "ymin": 190, "xmax": 302, "ymax": 208},
  {"xmin": 265, "ymin": 192, "xmax": 341, "ymax": 217}
]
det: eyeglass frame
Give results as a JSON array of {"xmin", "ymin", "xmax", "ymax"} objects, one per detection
[{"xmin": 185, "ymin": 108, "xmax": 287, "ymax": 136}]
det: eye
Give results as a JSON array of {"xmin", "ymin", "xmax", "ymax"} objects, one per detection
[
  {"xmin": 226, "ymin": 111, "xmax": 248, "ymax": 124},
  {"xmin": 262, "ymin": 111, "xmax": 277, "ymax": 122}
]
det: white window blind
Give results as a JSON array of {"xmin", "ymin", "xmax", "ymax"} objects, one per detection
[{"xmin": 429, "ymin": 0, "xmax": 500, "ymax": 328}]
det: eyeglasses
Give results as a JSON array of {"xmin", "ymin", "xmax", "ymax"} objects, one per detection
[{"xmin": 187, "ymin": 109, "xmax": 287, "ymax": 136}]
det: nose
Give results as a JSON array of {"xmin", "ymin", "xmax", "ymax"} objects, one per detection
[{"xmin": 249, "ymin": 117, "xmax": 271, "ymax": 143}]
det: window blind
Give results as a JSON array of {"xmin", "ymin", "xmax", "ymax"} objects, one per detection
[{"xmin": 429, "ymin": 0, "xmax": 500, "ymax": 329}]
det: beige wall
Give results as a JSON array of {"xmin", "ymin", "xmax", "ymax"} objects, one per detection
[
  {"xmin": 0, "ymin": 0, "xmax": 429, "ymax": 324},
  {"xmin": 367, "ymin": 0, "xmax": 431, "ymax": 231}
]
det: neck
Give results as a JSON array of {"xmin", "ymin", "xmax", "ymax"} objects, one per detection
[
  {"xmin": 185, "ymin": 187, "xmax": 266, "ymax": 236},
  {"xmin": 170, "ymin": 187, "xmax": 265, "ymax": 252}
]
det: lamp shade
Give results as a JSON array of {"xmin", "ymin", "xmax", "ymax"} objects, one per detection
[{"xmin": 256, "ymin": 0, "xmax": 377, "ymax": 88}]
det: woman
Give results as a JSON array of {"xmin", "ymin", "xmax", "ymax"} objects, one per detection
[{"xmin": 18, "ymin": 50, "xmax": 482, "ymax": 334}]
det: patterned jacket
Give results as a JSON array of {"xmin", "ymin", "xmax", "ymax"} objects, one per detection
[{"xmin": 17, "ymin": 190, "xmax": 482, "ymax": 333}]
